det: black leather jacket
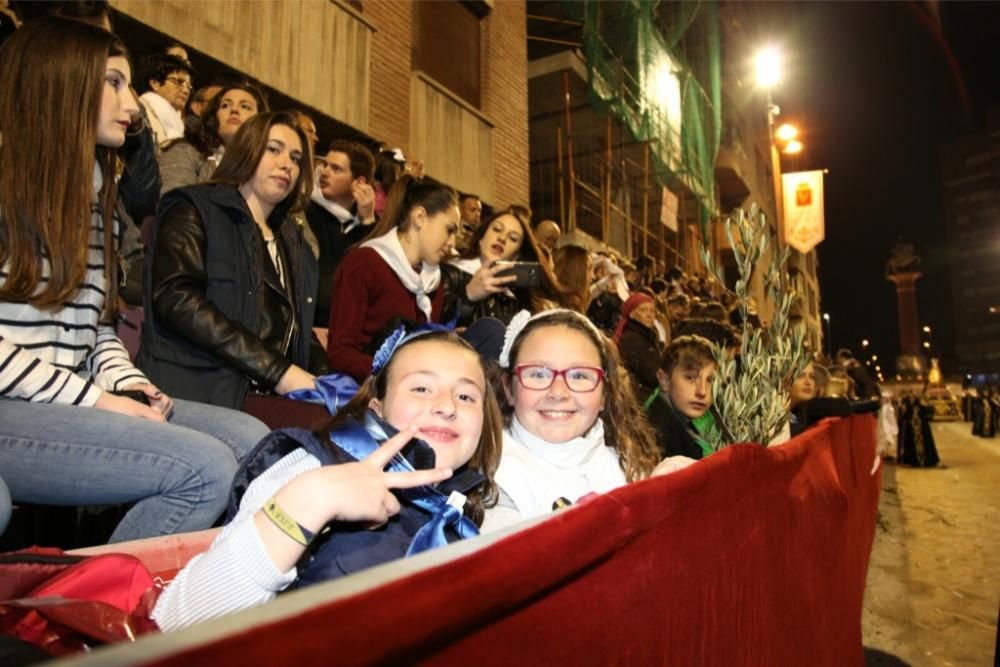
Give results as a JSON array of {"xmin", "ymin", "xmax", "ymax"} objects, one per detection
[
  {"xmin": 440, "ymin": 263, "xmax": 529, "ymax": 327},
  {"xmin": 137, "ymin": 184, "xmax": 329, "ymax": 410},
  {"xmin": 118, "ymin": 108, "xmax": 162, "ymax": 223}
]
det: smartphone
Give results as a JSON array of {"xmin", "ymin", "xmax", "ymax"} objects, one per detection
[
  {"xmin": 493, "ymin": 261, "xmax": 542, "ymax": 288},
  {"xmin": 112, "ymin": 389, "xmax": 150, "ymax": 406}
]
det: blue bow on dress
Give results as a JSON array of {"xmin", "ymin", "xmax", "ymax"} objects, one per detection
[
  {"xmin": 332, "ymin": 414, "xmax": 479, "ymax": 555},
  {"xmin": 287, "ymin": 373, "xmax": 361, "ymax": 414}
]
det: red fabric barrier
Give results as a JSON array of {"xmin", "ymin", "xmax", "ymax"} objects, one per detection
[{"xmin": 137, "ymin": 414, "xmax": 880, "ymax": 666}]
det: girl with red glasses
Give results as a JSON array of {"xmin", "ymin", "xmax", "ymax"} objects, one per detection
[{"xmin": 482, "ymin": 309, "xmax": 694, "ymax": 531}]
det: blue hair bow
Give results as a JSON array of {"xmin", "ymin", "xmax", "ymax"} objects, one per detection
[
  {"xmin": 370, "ymin": 320, "xmax": 457, "ymax": 375},
  {"xmin": 287, "ymin": 373, "xmax": 361, "ymax": 415}
]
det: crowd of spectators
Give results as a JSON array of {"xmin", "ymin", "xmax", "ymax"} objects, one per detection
[{"xmin": 0, "ymin": 2, "xmax": 890, "ymax": 642}]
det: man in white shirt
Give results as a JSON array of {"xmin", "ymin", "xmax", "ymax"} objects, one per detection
[{"xmin": 305, "ymin": 140, "xmax": 377, "ymax": 328}]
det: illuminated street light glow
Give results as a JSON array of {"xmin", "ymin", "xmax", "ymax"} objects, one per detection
[
  {"xmin": 872, "ymin": 354, "xmax": 878, "ymax": 361},
  {"xmin": 861, "ymin": 339, "xmax": 869, "ymax": 347},
  {"xmin": 822, "ymin": 312, "xmax": 830, "ymax": 322},
  {"xmin": 775, "ymin": 123, "xmax": 798, "ymax": 142},
  {"xmin": 783, "ymin": 139, "xmax": 804, "ymax": 155},
  {"xmin": 922, "ymin": 325, "xmax": 931, "ymax": 333},
  {"xmin": 755, "ymin": 47, "xmax": 782, "ymax": 88},
  {"xmin": 923, "ymin": 341, "xmax": 931, "ymax": 348}
]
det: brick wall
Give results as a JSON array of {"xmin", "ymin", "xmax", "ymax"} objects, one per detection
[
  {"xmin": 365, "ymin": 0, "xmax": 413, "ymax": 154},
  {"xmin": 480, "ymin": 0, "xmax": 529, "ymax": 207},
  {"xmin": 364, "ymin": 0, "xmax": 528, "ymax": 208}
]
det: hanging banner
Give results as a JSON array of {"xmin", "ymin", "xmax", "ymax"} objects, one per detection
[
  {"xmin": 781, "ymin": 170, "xmax": 825, "ymax": 253},
  {"xmin": 660, "ymin": 186, "xmax": 678, "ymax": 231}
]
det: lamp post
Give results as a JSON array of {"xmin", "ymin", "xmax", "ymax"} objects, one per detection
[
  {"xmin": 755, "ymin": 46, "xmax": 785, "ymax": 238},
  {"xmin": 822, "ymin": 312, "xmax": 832, "ymax": 357}
]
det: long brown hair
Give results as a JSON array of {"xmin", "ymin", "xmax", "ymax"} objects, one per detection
[
  {"xmin": 553, "ymin": 244, "xmax": 592, "ymax": 313},
  {"xmin": 320, "ymin": 331, "xmax": 501, "ymax": 525},
  {"xmin": 0, "ymin": 17, "xmax": 126, "ymax": 316},
  {"xmin": 180, "ymin": 81, "xmax": 268, "ymax": 156},
  {"xmin": 361, "ymin": 174, "xmax": 457, "ymax": 242},
  {"xmin": 210, "ymin": 111, "xmax": 314, "ymax": 218},
  {"xmin": 461, "ymin": 207, "xmax": 568, "ymax": 312},
  {"xmin": 501, "ymin": 310, "xmax": 661, "ymax": 481}
]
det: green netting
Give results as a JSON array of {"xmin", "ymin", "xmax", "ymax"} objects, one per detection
[{"xmin": 563, "ymin": 0, "xmax": 721, "ymax": 229}]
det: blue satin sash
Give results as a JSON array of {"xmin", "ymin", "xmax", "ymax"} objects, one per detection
[
  {"xmin": 287, "ymin": 373, "xmax": 360, "ymax": 414},
  {"xmin": 331, "ymin": 415, "xmax": 479, "ymax": 556}
]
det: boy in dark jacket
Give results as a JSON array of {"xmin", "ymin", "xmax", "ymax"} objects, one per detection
[{"xmin": 647, "ymin": 335, "xmax": 720, "ymax": 460}]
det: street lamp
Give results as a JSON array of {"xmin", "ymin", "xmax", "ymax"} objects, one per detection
[
  {"xmin": 754, "ymin": 47, "xmax": 782, "ymax": 89},
  {"xmin": 922, "ymin": 325, "xmax": 931, "ymax": 334},
  {"xmin": 822, "ymin": 312, "xmax": 831, "ymax": 356},
  {"xmin": 775, "ymin": 123, "xmax": 798, "ymax": 142},
  {"xmin": 861, "ymin": 339, "xmax": 869, "ymax": 348},
  {"xmin": 783, "ymin": 139, "xmax": 804, "ymax": 155},
  {"xmin": 774, "ymin": 122, "xmax": 804, "ymax": 157}
]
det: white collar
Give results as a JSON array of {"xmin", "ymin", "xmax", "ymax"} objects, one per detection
[
  {"xmin": 140, "ymin": 92, "xmax": 185, "ymax": 141},
  {"xmin": 508, "ymin": 415, "xmax": 608, "ymax": 470},
  {"xmin": 360, "ymin": 228, "xmax": 441, "ymax": 320},
  {"xmin": 310, "ymin": 186, "xmax": 358, "ymax": 231}
]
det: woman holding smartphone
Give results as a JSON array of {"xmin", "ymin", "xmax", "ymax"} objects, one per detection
[{"xmin": 442, "ymin": 207, "xmax": 564, "ymax": 327}]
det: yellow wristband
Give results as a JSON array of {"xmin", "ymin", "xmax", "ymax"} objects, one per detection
[{"xmin": 262, "ymin": 497, "xmax": 315, "ymax": 546}]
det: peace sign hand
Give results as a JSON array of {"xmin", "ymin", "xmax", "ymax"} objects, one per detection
[
  {"xmin": 299, "ymin": 425, "xmax": 452, "ymax": 526},
  {"xmin": 252, "ymin": 425, "xmax": 451, "ymax": 571}
]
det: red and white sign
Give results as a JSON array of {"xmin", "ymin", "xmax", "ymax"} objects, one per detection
[{"xmin": 781, "ymin": 170, "xmax": 825, "ymax": 253}]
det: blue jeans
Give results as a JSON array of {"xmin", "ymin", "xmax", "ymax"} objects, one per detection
[
  {"xmin": 0, "ymin": 475, "xmax": 10, "ymax": 536},
  {"xmin": 0, "ymin": 398, "xmax": 269, "ymax": 543}
]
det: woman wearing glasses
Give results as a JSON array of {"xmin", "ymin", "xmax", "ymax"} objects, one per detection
[
  {"xmin": 481, "ymin": 309, "xmax": 693, "ymax": 532},
  {"xmin": 136, "ymin": 52, "xmax": 195, "ymax": 146}
]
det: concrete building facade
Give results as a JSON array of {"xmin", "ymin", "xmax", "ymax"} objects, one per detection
[
  {"xmin": 940, "ymin": 106, "xmax": 1000, "ymax": 375},
  {"xmin": 113, "ymin": 0, "xmax": 529, "ymax": 207}
]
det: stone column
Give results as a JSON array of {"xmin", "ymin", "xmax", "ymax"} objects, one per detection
[
  {"xmin": 888, "ymin": 271, "xmax": 921, "ymax": 354},
  {"xmin": 887, "ymin": 270, "xmax": 926, "ymax": 379}
]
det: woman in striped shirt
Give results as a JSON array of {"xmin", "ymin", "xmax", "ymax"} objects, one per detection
[{"xmin": 0, "ymin": 18, "xmax": 268, "ymax": 543}]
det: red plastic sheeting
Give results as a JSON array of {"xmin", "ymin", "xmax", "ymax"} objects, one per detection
[
  {"xmin": 145, "ymin": 415, "xmax": 880, "ymax": 666},
  {"xmin": 72, "ymin": 529, "xmax": 219, "ymax": 584}
]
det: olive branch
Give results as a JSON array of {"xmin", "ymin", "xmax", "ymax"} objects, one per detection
[{"xmin": 699, "ymin": 204, "xmax": 809, "ymax": 448}]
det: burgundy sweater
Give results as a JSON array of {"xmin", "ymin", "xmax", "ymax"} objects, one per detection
[{"xmin": 326, "ymin": 247, "xmax": 446, "ymax": 381}]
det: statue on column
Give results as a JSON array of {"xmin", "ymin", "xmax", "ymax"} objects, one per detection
[
  {"xmin": 885, "ymin": 238, "xmax": 921, "ymax": 276},
  {"xmin": 886, "ymin": 238, "xmax": 926, "ymax": 381}
]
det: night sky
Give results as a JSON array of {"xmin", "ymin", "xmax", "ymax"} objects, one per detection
[{"xmin": 757, "ymin": 1, "xmax": 998, "ymax": 374}]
